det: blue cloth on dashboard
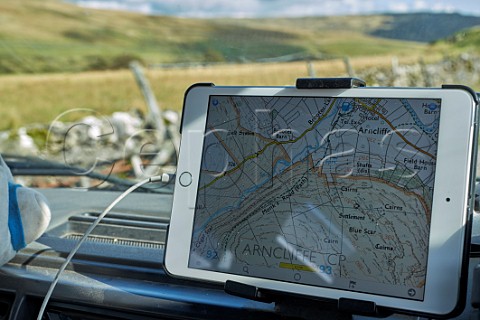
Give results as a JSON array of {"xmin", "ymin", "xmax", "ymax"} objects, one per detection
[{"xmin": 7, "ymin": 183, "xmax": 26, "ymax": 251}]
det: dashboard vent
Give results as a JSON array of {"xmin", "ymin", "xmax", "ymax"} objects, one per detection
[
  {"xmin": 50, "ymin": 211, "xmax": 168, "ymax": 248},
  {"xmin": 64, "ymin": 234, "xmax": 165, "ymax": 249}
]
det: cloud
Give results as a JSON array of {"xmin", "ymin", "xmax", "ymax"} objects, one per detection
[
  {"xmin": 388, "ymin": 3, "xmax": 410, "ymax": 13},
  {"xmin": 431, "ymin": 3, "xmax": 456, "ymax": 13},
  {"xmin": 413, "ymin": 0, "xmax": 429, "ymax": 11},
  {"xmin": 74, "ymin": 0, "xmax": 153, "ymax": 14},
  {"xmin": 384, "ymin": 0, "xmax": 473, "ymax": 15},
  {"xmin": 67, "ymin": 0, "xmax": 480, "ymax": 17}
]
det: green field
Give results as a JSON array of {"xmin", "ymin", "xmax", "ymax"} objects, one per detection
[{"xmin": 0, "ymin": 55, "xmax": 438, "ymax": 131}]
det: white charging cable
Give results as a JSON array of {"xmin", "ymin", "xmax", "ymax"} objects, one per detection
[{"xmin": 36, "ymin": 173, "xmax": 173, "ymax": 320}]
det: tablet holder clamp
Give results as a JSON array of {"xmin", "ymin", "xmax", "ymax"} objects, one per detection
[
  {"xmin": 224, "ymin": 280, "xmax": 392, "ymax": 320},
  {"xmin": 295, "ymin": 77, "xmax": 366, "ymax": 89}
]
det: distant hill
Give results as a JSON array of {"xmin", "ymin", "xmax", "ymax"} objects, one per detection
[
  {"xmin": 369, "ymin": 13, "xmax": 480, "ymax": 42},
  {"xmin": 0, "ymin": 0, "xmax": 478, "ymax": 74}
]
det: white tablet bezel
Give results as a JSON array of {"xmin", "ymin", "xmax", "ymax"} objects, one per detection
[{"xmin": 165, "ymin": 84, "xmax": 477, "ymax": 317}]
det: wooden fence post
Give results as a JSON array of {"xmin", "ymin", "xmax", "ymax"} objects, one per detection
[
  {"xmin": 343, "ymin": 56, "xmax": 354, "ymax": 77},
  {"xmin": 306, "ymin": 60, "xmax": 316, "ymax": 77},
  {"xmin": 129, "ymin": 61, "xmax": 165, "ymax": 139},
  {"xmin": 129, "ymin": 61, "xmax": 176, "ymax": 178}
]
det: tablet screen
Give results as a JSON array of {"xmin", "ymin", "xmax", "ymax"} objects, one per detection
[{"xmin": 189, "ymin": 95, "xmax": 441, "ymax": 301}]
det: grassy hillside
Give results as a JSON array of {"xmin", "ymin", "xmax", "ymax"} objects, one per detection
[
  {"xmin": 0, "ymin": 0, "xmax": 431, "ymax": 74},
  {"xmin": 436, "ymin": 27, "xmax": 480, "ymax": 49},
  {"xmin": 1, "ymin": 0, "xmax": 479, "ymax": 132}
]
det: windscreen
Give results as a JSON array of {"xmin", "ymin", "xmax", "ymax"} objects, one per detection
[{"xmin": 189, "ymin": 95, "xmax": 441, "ymax": 301}]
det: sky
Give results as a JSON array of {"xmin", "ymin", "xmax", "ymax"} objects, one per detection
[{"xmin": 68, "ymin": 0, "xmax": 480, "ymax": 18}]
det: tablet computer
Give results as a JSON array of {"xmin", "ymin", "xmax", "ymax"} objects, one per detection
[{"xmin": 165, "ymin": 84, "xmax": 478, "ymax": 317}]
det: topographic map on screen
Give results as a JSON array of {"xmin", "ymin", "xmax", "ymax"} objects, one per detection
[{"xmin": 189, "ymin": 95, "xmax": 440, "ymax": 300}]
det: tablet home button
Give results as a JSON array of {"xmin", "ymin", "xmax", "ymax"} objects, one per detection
[{"xmin": 179, "ymin": 172, "xmax": 193, "ymax": 187}]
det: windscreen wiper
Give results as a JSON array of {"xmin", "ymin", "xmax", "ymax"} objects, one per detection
[{"xmin": 3, "ymin": 154, "xmax": 173, "ymax": 193}]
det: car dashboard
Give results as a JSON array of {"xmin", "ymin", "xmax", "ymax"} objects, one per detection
[{"xmin": 0, "ymin": 187, "xmax": 479, "ymax": 320}]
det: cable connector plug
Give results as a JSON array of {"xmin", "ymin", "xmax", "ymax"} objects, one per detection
[{"xmin": 150, "ymin": 173, "xmax": 174, "ymax": 184}]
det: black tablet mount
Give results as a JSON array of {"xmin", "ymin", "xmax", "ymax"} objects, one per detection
[
  {"xmin": 224, "ymin": 280, "xmax": 390, "ymax": 319},
  {"xmin": 223, "ymin": 77, "xmax": 391, "ymax": 320}
]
